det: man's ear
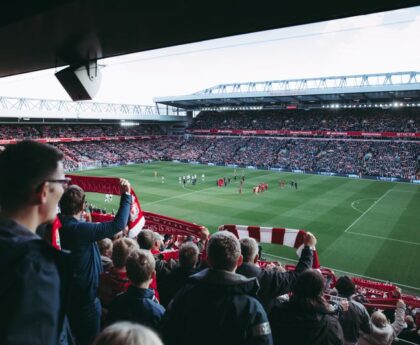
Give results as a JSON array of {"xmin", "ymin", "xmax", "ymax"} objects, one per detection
[
  {"xmin": 33, "ymin": 182, "xmax": 48, "ymax": 205},
  {"xmin": 237, "ymin": 254, "xmax": 243, "ymax": 268},
  {"xmin": 253, "ymin": 254, "xmax": 259, "ymax": 264}
]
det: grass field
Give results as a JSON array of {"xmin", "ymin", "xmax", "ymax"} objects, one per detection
[{"xmin": 74, "ymin": 161, "xmax": 420, "ymax": 293}]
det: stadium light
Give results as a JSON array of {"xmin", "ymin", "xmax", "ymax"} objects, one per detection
[{"xmin": 120, "ymin": 121, "xmax": 139, "ymax": 127}]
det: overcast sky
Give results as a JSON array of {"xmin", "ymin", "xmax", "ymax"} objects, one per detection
[{"xmin": 0, "ymin": 6, "xmax": 419, "ymax": 105}]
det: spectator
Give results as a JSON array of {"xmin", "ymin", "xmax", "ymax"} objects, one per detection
[
  {"xmin": 59, "ymin": 179, "xmax": 132, "ymax": 345},
  {"xmin": 98, "ymin": 238, "xmax": 114, "ymax": 271},
  {"xmin": 269, "ymin": 269, "xmax": 345, "ymax": 345},
  {"xmin": 334, "ymin": 276, "xmax": 371, "ymax": 345},
  {"xmin": 358, "ymin": 299, "xmax": 406, "ymax": 345},
  {"xmin": 99, "ymin": 238, "xmax": 139, "ymax": 310},
  {"xmin": 93, "ymin": 322, "xmax": 163, "ymax": 345},
  {"xmin": 162, "ymin": 230, "xmax": 273, "ymax": 345},
  {"xmin": 236, "ymin": 234, "xmax": 314, "ymax": 312},
  {"xmin": 159, "ymin": 242, "xmax": 200, "ymax": 307},
  {"xmin": 0, "ymin": 141, "xmax": 72, "ymax": 345},
  {"xmin": 108, "ymin": 249, "xmax": 165, "ymax": 332},
  {"xmin": 399, "ymin": 315, "xmax": 420, "ymax": 343}
]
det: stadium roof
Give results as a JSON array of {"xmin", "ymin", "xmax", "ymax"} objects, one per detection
[
  {"xmin": 154, "ymin": 71, "xmax": 420, "ymax": 110},
  {"xmin": 1, "ymin": 1, "xmax": 420, "ymax": 78}
]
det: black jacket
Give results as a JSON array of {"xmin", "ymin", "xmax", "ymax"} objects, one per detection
[
  {"xmin": 59, "ymin": 193, "xmax": 131, "ymax": 305},
  {"xmin": 161, "ymin": 268, "xmax": 273, "ymax": 345},
  {"xmin": 0, "ymin": 217, "xmax": 72, "ymax": 345},
  {"xmin": 269, "ymin": 300, "xmax": 345, "ymax": 345},
  {"xmin": 158, "ymin": 265, "xmax": 198, "ymax": 307},
  {"xmin": 108, "ymin": 286, "xmax": 165, "ymax": 332},
  {"xmin": 236, "ymin": 245, "xmax": 313, "ymax": 311}
]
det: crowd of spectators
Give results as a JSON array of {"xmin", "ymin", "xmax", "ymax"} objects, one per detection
[
  {"xmin": 52, "ymin": 137, "xmax": 419, "ymax": 179},
  {"xmin": 1, "ymin": 141, "xmax": 420, "ymax": 345},
  {"xmin": 189, "ymin": 109, "xmax": 420, "ymax": 132},
  {"xmin": 0, "ymin": 124, "xmax": 164, "ymax": 139}
]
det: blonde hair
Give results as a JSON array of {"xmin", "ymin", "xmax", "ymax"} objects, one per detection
[
  {"xmin": 371, "ymin": 311, "xmax": 388, "ymax": 328},
  {"xmin": 93, "ymin": 322, "xmax": 162, "ymax": 345}
]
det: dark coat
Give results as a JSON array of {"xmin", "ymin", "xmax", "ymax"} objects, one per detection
[
  {"xmin": 158, "ymin": 265, "xmax": 198, "ymax": 307},
  {"xmin": 59, "ymin": 193, "xmax": 131, "ymax": 304},
  {"xmin": 108, "ymin": 286, "xmax": 165, "ymax": 332},
  {"xmin": 0, "ymin": 217, "xmax": 72, "ymax": 345},
  {"xmin": 236, "ymin": 246, "xmax": 313, "ymax": 311},
  {"xmin": 269, "ymin": 299, "xmax": 345, "ymax": 345},
  {"xmin": 337, "ymin": 297, "xmax": 370, "ymax": 344},
  {"xmin": 161, "ymin": 268, "xmax": 273, "ymax": 345}
]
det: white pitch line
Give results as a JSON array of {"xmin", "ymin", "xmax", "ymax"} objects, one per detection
[
  {"xmin": 344, "ymin": 189, "xmax": 392, "ymax": 233},
  {"xmin": 346, "ymin": 231, "xmax": 420, "ymax": 246},
  {"xmin": 263, "ymin": 253, "xmax": 420, "ymax": 291},
  {"xmin": 350, "ymin": 197, "xmax": 378, "ymax": 214}
]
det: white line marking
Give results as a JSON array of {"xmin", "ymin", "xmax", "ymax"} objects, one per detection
[
  {"xmin": 344, "ymin": 189, "xmax": 392, "ymax": 233},
  {"xmin": 350, "ymin": 198, "xmax": 378, "ymax": 214},
  {"xmin": 346, "ymin": 232, "xmax": 420, "ymax": 246},
  {"xmin": 263, "ymin": 253, "xmax": 420, "ymax": 291}
]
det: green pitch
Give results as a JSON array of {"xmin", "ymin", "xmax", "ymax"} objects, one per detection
[{"xmin": 74, "ymin": 161, "xmax": 420, "ymax": 293}]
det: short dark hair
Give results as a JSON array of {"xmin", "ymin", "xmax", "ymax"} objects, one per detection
[
  {"xmin": 335, "ymin": 276, "xmax": 355, "ymax": 297},
  {"xmin": 179, "ymin": 242, "xmax": 199, "ymax": 269},
  {"xmin": 0, "ymin": 141, "xmax": 63, "ymax": 212},
  {"xmin": 207, "ymin": 231, "xmax": 241, "ymax": 271},
  {"xmin": 137, "ymin": 229, "xmax": 155, "ymax": 250},
  {"xmin": 126, "ymin": 249, "xmax": 155, "ymax": 285},
  {"xmin": 59, "ymin": 185, "xmax": 85, "ymax": 215}
]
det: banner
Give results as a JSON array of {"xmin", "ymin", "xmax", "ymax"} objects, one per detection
[
  {"xmin": 187, "ymin": 129, "xmax": 420, "ymax": 138},
  {"xmin": 0, "ymin": 135, "xmax": 162, "ymax": 145},
  {"xmin": 91, "ymin": 211, "xmax": 204, "ymax": 238},
  {"xmin": 219, "ymin": 224, "xmax": 320, "ymax": 269}
]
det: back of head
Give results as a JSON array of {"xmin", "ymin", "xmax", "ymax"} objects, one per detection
[
  {"xmin": 207, "ymin": 231, "xmax": 241, "ymax": 272},
  {"xmin": 126, "ymin": 248, "xmax": 155, "ymax": 286},
  {"xmin": 179, "ymin": 242, "xmax": 199, "ymax": 269},
  {"xmin": 112, "ymin": 238, "xmax": 139, "ymax": 269},
  {"xmin": 98, "ymin": 238, "xmax": 113, "ymax": 257},
  {"xmin": 371, "ymin": 311, "xmax": 388, "ymax": 328},
  {"xmin": 335, "ymin": 275, "xmax": 355, "ymax": 297},
  {"xmin": 0, "ymin": 141, "xmax": 63, "ymax": 212},
  {"xmin": 239, "ymin": 237, "xmax": 258, "ymax": 263},
  {"xmin": 59, "ymin": 185, "xmax": 85, "ymax": 216},
  {"xmin": 137, "ymin": 229, "xmax": 155, "ymax": 250},
  {"xmin": 292, "ymin": 270, "xmax": 326, "ymax": 311},
  {"xmin": 93, "ymin": 322, "xmax": 162, "ymax": 345}
]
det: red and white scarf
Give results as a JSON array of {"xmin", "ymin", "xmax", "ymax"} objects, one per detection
[
  {"xmin": 218, "ymin": 224, "xmax": 320, "ymax": 268},
  {"xmin": 66, "ymin": 175, "xmax": 145, "ymax": 238}
]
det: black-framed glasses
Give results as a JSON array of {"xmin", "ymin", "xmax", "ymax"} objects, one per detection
[{"xmin": 45, "ymin": 178, "xmax": 72, "ymax": 189}]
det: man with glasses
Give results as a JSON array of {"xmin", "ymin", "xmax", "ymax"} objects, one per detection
[{"xmin": 0, "ymin": 141, "xmax": 71, "ymax": 345}]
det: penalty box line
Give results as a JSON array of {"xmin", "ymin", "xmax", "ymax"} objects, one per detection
[{"xmin": 344, "ymin": 189, "xmax": 392, "ymax": 233}]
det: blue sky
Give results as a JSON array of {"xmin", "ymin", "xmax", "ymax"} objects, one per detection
[{"xmin": 0, "ymin": 6, "xmax": 419, "ymax": 105}]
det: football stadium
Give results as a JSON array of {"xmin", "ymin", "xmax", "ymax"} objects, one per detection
[{"xmin": 1, "ymin": 2, "xmax": 420, "ymax": 345}]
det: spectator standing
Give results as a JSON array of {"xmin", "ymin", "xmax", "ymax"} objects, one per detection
[
  {"xmin": 358, "ymin": 300, "xmax": 406, "ymax": 345},
  {"xmin": 108, "ymin": 249, "xmax": 165, "ymax": 332},
  {"xmin": 269, "ymin": 270, "xmax": 345, "ymax": 345},
  {"xmin": 334, "ymin": 276, "xmax": 371, "ymax": 345},
  {"xmin": 159, "ymin": 242, "xmax": 200, "ymax": 307},
  {"xmin": 59, "ymin": 179, "xmax": 132, "ymax": 345},
  {"xmin": 162, "ymin": 231, "xmax": 273, "ymax": 345},
  {"xmin": 0, "ymin": 141, "xmax": 72, "ymax": 345},
  {"xmin": 236, "ymin": 234, "xmax": 314, "ymax": 312}
]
